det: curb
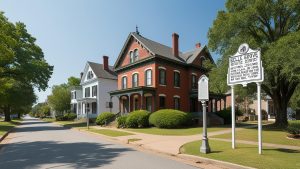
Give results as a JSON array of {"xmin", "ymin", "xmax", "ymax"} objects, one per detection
[
  {"xmin": 0, "ymin": 129, "xmax": 13, "ymax": 143},
  {"xmin": 177, "ymin": 154, "xmax": 256, "ymax": 169},
  {"xmin": 48, "ymin": 121, "xmax": 256, "ymax": 169}
]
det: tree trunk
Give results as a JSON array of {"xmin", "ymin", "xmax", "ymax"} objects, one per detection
[
  {"xmin": 273, "ymin": 98, "xmax": 288, "ymax": 127},
  {"xmin": 4, "ymin": 106, "xmax": 11, "ymax": 122}
]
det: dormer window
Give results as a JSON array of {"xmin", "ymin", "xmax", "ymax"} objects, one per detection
[{"xmin": 87, "ymin": 71, "xmax": 94, "ymax": 80}]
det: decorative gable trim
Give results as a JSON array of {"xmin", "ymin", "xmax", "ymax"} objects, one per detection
[{"xmin": 114, "ymin": 33, "xmax": 155, "ymax": 69}]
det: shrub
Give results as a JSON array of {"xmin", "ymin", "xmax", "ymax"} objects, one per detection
[
  {"xmin": 96, "ymin": 112, "xmax": 116, "ymax": 126},
  {"xmin": 67, "ymin": 113, "xmax": 77, "ymax": 120},
  {"xmin": 55, "ymin": 112, "xmax": 77, "ymax": 121},
  {"xmin": 286, "ymin": 120, "xmax": 300, "ymax": 137},
  {"xmin": 117, "ymin": 115, "xmax": 128, "ymax": 128},
  {"xmin": 126, "ymin": 110, "xmax": 150, "ymax": 128},
  {"xmin": 216, "ymin": 107, "xmax": 242, "ymax": 124},
  {"xmin": 149, "ymin": 109, "xmax": 189, "ymax": 128}
]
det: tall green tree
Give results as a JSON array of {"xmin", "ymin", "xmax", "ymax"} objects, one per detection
[
  {"xmin": 67, "ymin": 76, "xmax": 80, "ymax": 86},
  {"xmin": 208, "ymin": 0, "xmax": 300, "ymax": 126},
  {"xmin": 47, "ymin": 84, "xmax": 71, "ymax": 114},
  {"xmin": 0, "ymin": 12, "xmax": 53, "ymax": 121}
]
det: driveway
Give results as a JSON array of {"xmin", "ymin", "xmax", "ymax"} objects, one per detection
[{"xmin": 0, "ymin": 116, "xmax": 199, "ymax": 169}]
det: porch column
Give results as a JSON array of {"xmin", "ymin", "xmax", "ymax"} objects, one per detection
[
  {"xmin": 128, "ymin": 95, "xmax": 131, "ymax": 113},
  {"xmin": 214, "ymin": 99, "xmax": 217, "ymax": 112},
  {"xmin": 140, "ymin": 91, "xmax": 144, "ymax": 110},
  {"xmin": 224, "ymin": 97, "xmax": 226, "ymax": 110},
  {"xmin": 153, "ymin": 93, "xmax": 156, "ymax": 112}
]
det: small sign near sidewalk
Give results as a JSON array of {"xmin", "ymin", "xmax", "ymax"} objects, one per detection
[
  {"xmin": 227, "ymin": 43, "xmax": 264, "ymax": 154},
  {"xmin": 198, "ymin": 75, "xmax": 211, "ymax": 154}
]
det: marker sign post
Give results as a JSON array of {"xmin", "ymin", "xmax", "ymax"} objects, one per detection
[
  {"xmin": 227, "ymin": 43, "xmax": 264, "ymax": 154},
  {"xmin": 198, "ymin": 75, "xmax": 211, "ymax": 154}
]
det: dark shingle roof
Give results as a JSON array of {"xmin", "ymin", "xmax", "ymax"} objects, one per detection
[
  {"xmin": 131, "ymin": 32, "xmax": 186, "ymax": 63},
  {"xmin": 114, "ymin": 32, "xmax": 213, "ymax": 69},
  {"xmin": 87, "ymin": 62, "xmax": 117, "ymax": 80}
]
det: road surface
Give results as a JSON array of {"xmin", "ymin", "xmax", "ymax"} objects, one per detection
[{"xmin": 0, "ymin": 116, "xmax": 199, "ymax": 169}]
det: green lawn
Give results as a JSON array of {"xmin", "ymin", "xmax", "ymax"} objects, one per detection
[
  {"xmin": 0, "ymin": 119, "xmax": 22, "ymax": 136},
  {"xmin": 126, "ymin": 126, "xmax": 230, "ymax": 136},
  {"xmin": 180, "ymin": 140, "xmax": 300, "ymax": 169},
  {"xmin": 87, "ymin": 128, "xmax": 133, "ymax": 137},
  {"xmin": 212, "ymin": 126, "xmax": 300, "ymax": 147}
]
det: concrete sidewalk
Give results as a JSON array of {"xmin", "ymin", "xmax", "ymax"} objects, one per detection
[
  {"xmin": 91, "ymin": 126, "xmax": 251, "ymax": 155},
  {"xmin": 92, "ymin": 125, "xmax": 300, "ymax": 155}
]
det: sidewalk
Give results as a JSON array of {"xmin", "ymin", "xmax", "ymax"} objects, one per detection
[{"xmin": 92, "ymin": 125, "xmax": 255, "ymax": 155}]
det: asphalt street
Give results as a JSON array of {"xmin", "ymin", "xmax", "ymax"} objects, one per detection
[{"xmin": 0, "ymin": 116, "xmax": 199, "ymax": 169}]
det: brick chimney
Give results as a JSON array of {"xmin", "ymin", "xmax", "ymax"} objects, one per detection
[
  {"xmin": 172, "ymin": 33, "xmax": 179, "ymax": 57},
  {"xmin": 103, "ymin": 56, "xmax": 109, "ymax": 71},
  {"xmin": 195, "ymin": 42, "xmax": 201, "ymax": 48}
]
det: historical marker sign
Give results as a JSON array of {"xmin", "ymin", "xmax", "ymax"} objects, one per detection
[
  {"xmin": 227, "ymin": 43, "xmax": 263, "ymax": 86},
  {"xmin": 227, "ymin": 43, "xmax": 264, "ymax": 155},
  {"xmin": 198, "ymin": 75, "xmax": 209, "ymax": 101}
]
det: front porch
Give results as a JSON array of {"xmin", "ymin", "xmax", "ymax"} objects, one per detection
[
  {"xmin": 189, "ymin": 90, "xmax": 228, "ymax": 113},
  {"xmin": 109, "ymin": 87, "xmax": 156, "ymax": 114},
  {"xmin": 76, "ymin": 97, "xmax": 98, "ymax": 118}
]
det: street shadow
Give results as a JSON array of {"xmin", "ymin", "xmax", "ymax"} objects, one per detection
[
  {"xmin": 11, "ymin": 126, "xmax": 68, "ymax": 133},
  {"xmin": 0, "ymin": 141, "xmax": 133, "ymax": 169}
]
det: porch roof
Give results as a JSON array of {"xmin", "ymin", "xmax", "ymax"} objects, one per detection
[
  {"xmin": 189, "ymin": 89, "xmax": 226, "ymax": 99},
  {"xmin": 77, "ymin": 97, "xmax": 97, "ymax": 103},
  {"xmin": 109, "ymin": 86, "xmax": 156, "ymax": 97}
]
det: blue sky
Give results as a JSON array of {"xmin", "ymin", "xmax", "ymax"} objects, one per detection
[{"xmin": 0, "ymin": 0, "xmax": 226, "ymax": 103}]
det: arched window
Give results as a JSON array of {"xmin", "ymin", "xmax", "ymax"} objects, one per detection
[
  {"xmin": 159, "ymin": 68, "xmax": 166, "ymax": 85},
  {"xmin": 133, "ymin": 49, "xmax": 139, "ymax": 62},
  {"xmin": 145, "ymin": 69, "xmax": 152, "ymax": 86},
  {"xmin": 122, "ymin": 76, "xmax": 127, "ymax": 89},
  {"xmin": 132, "ymin": 73, "xmax": 139, "ymax": 87},
  {"xmin": 130, "ymin": 51, "xmax": 134, "ymax": 63}
]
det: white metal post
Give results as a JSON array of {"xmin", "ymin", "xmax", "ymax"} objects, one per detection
[
  {"xmin": 231, "ymin": 85, "xmax": 235, "ymax": 149},
  {"xmin": 257, "ymin": 82, "xmax": 262, "ymax": 154}
]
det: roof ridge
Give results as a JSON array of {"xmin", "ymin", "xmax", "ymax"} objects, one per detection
[{"xmin": 132, "ymin": 32, "xmax": 183, "ymax": 54}]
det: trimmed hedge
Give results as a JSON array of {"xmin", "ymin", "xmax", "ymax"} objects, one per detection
[
  {"xmin": 117, "ymin": 115, "xmax": 128, "ymax": 128},
  {"xmin": 126, "ymin": 110, "xmax": 150, "ymax": 128},
  {"xmin": 287, "ymin": 120, "xmax": 300, "ymax": 137},
  {"xmin": 149, "ymin": 109, "xmax": 189, "ymax": 128},
  {"xmin": 96, "ymin": 112, "xmax": 116, "ymax": 126},
  {"xmin": 56, "ymin": 113, "xmax": 77, "ymax": 121},
  {"xmin": 216, "ymin": 107, "xmax": 242, "ymax": 124}
]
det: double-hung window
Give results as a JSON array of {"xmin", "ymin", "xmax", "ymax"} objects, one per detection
[
  {"xmin": 192, "ymin": 74, "xmax": 197, "ymax": 89},
  {"xmin": 174, "ymin": 97, "xmax": 180, "ymax": 110},
  {"xmin": 122, "ymin": 76, "xmax": 127, "ymax": 89},
  {"xmin": 85, "ymin": 87, "xmax": 90, "ymax": 97},
  {"xmin": 132, "ymin": 73, "xmax": 139, "ymax": 87},
  {"xmin": 92, "ymin": 85, "xmax": 97, "ymax": 97},
  {"xmin": 159, "ymin": 69, "xmax": 166, "ymax": 85},
  {"xmin": 174, "ymin": 71, "xmax": 180, "ymax": 87},
  {"xmin": 145, "ymin": 69, "xmax": 152, "ymax": 86}
]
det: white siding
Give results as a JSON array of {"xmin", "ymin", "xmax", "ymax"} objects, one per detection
[{"xmin": 98, "ymin": 78, "xmax": 119, "ymax": 114}]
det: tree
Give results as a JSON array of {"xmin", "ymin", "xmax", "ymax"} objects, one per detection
[
  {"xmin": 67, "ymin": 76, "xmax": 80, "ymax": 86},
  {"xmin": 0, "ymin": 12, "xmax": 53, "ymax": 121},
  {"xmin": 208, "ymin": 0, "xmax": 300, "ymax": 126},
  {"xmin": 47, "ymin": 84, "xmax": 71, "ymax": 114}
]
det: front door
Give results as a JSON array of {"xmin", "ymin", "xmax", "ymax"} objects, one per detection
[
  {"xmin": 122, "ymin": 98, "xmax": 129, "ymax": 113},
  {"xmin": 134, "ymin": 97, "xmax": 139, "ymax": 110},
  {"xmin": 146, "ymin": 97, "xmax": 152, "ymax": 112}
]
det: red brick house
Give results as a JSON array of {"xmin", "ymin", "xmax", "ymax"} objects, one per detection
[{"xmin": 110, "ymin": 31, "xmax": 226, "ymax": 114}]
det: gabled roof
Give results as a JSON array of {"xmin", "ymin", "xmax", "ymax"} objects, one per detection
[
  {"xmin": 114, "ymin": 32, "xmax": 214, "ymax": 69},
  {"xmin": 87, "ymin": 62, "xmax": 117, "ymax": 80}
]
